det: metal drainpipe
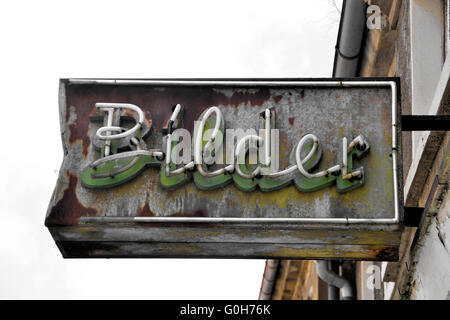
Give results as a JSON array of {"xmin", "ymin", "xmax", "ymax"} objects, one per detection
[
  {"xmin": 258, "ymin": 260, "xmax": 279, "ymax": 300},
  {"xmin": 316, "ymin": 260, "xmax": 353, "ymax": 300},
  {"xmin": 328, "ymin": 261, "xmax": 340, "ymax": 300},
  {"xmin": 332, "ymin": 0, "xmax": 367, "ymax": 77}
]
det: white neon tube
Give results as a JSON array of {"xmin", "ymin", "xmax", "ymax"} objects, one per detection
[
  {"xmin": 194, "ymin": 106, "xmax": 222, "ymax": 164},
  {"xmin": 342, "ymin": 136, "xmax": 364, "ymax": 180},
  {"xmin": 194, "ymin": 106, "xmax": 232, "ymax": 177},
  {"xmin": 95, "ymin": 103, "xmax": 144, "ymax": 141},
  {"xmin": 90, "ymin": 150, "xmax": 163, "ymax": 169},
  {"xmin": 235, "ymin": 135, "xmax": 263, "ymax": 179},
  {"xmin": 347, "ymin": 135, "xmax": 367, "ymax": 152},
  {"xmin": 342, "ymin": 137, "xmax": 348, "ymax": 177},
  {"xmin": 296, "ymin": 134, "xmax": 340, "ymax": 178},
  {"xmin": 265, "ymin": 134, "xmax": 320, "ymax": 178},
  {"xmin": 170, "ymin": 104, "xmax": 182, "ymax": 122},
  {"xmin": 104, "ymin": 108, "xmax": 113, "ymax": 156},
  {"xmin": 164, "ymin": 105, "xmax": 194, "ymax": 177},
  {"xmin": 264, "ymin": 109, "xmax": 271, "ymax": 167},
  {"xmin": 166, "ymin": 134, "xmax": 173, "ymax": 166}
]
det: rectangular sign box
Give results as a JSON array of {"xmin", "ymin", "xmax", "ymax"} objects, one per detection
[{"xmin": 46, "ymin": 78, "xmax": 403, "ymax": 260}]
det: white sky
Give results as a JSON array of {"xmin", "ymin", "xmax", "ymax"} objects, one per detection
[{"xmin": 0, "ymin": 0, "xmax": 341, "ymax": 299}]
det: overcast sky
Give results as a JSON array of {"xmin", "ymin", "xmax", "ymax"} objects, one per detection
[{"xmin": 0, "ymin": 0, "xmax": 342, "ymax": 299}]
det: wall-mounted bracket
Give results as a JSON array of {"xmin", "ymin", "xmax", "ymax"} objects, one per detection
[
  {"xmin": 403, "ymin": 206, "xmax": 425, "ymax": 227},
  {"xmin": 401, "ymin": 115, "xmax": 446, "ymax": 226},
  {"xmin": 401, "ymin": 115, "xmax": 450, "ymax": 131}
]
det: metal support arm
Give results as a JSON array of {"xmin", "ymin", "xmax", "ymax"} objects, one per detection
[{"xmin": 401, "ymin": 115, "xmax": 450, "ymax": 131}]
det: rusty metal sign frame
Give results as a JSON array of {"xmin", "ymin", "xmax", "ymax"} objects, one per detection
[
  {"xmin": 73, "ymin": 78, "xmax": 401, "ymax": 225},
  {"xmin": 47, "ymin": 78, "xmax": 404, "ymax": 260}
]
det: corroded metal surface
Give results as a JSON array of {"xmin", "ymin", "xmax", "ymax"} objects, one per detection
[{"xmin": 46, "ymin": 78, "xmax": 403, "ymax": 259}]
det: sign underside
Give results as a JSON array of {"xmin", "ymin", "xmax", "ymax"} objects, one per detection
[{"xmin": 46, "ymin": 79, "xmax": 403, "ymax": 260}]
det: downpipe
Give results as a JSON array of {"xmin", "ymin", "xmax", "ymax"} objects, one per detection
[
  {"xmin": 259, "ymin": 260, "xmax": 279, "ymax": 300},
  {"xmin": 316, "ymin": 260, "xmax": 353, "ymax": 300}
]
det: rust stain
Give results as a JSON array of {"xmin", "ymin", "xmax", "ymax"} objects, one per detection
[
  {"xmin": 123, "ymin": 107, "xmax": 153, "ymax": 133},
  {"xmin": 135, "ymin": 204, "xmax": 212, "ymax": 228},
  {"xmin": 46, "ymin": 173, "xmax": 97, "ymax": 226},
  {"xmin": 273, "ymin": 94, "xmax": 283, "ymax": 103},
  {"xmin": 228, "ymin": 89, "xmax": 271, "ymax": 108},
  {"xmin": 62, "ymin": 86, "xmax": 395, "ymax": 219},
  {"xmin": 138, "ymin": 202, "xmax": 155, "ymax": 217},
  {"xmin": 376, "ymin": 247, "xmax": 398, "ymax": 260},
  {"xmin": 259, "ymin": 245, "xmax": 397, "ymax": 260},
  {"xmin": 66, "ymin": 104, "xmax": 95, "ymax": 158},
  {"xmin": 65, "ymin": 85, "xmax": 273, "ymax": 148}
]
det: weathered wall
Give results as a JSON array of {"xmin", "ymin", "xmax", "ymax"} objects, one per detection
[
  {"xmin": 357, "ymin": 0, "xmax": 414, "ymax": 298},
  {"xmin": 393, "ymin": 0, "xmax": 450, "ymax": 298},
  {"xmin": 396, "ymin": 133, "xmax": 450, "ymax": 299},
  {"xmin": 411, "ymin": 194, "xmax": 450, "ymax": 299},
  {"xmin": 357, "ymin": 0, "xmax": 450, "ymax": 299}
]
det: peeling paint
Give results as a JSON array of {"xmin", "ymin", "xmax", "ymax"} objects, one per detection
[{"xmin": 47, "ymin": 80, "xmax": 402, "ymax": 259}]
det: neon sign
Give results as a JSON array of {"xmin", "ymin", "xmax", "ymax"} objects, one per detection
[
  {"xmin": 48, "ymin": 79, "xmax": 401, "ymax": 260},
  {"xmin": 81, "ymin": 102, "xmax": 370, "ymax": 193}
]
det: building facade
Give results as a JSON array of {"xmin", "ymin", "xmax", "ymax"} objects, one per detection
[{"xmin": 260, "ymin": 0, "xmax": 450, "ymax": 300}]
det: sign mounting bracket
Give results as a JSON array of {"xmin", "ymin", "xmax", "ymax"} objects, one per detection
[{"xmin": 401, "ymin": 115, "xmax": 450, "ymax": 131}]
